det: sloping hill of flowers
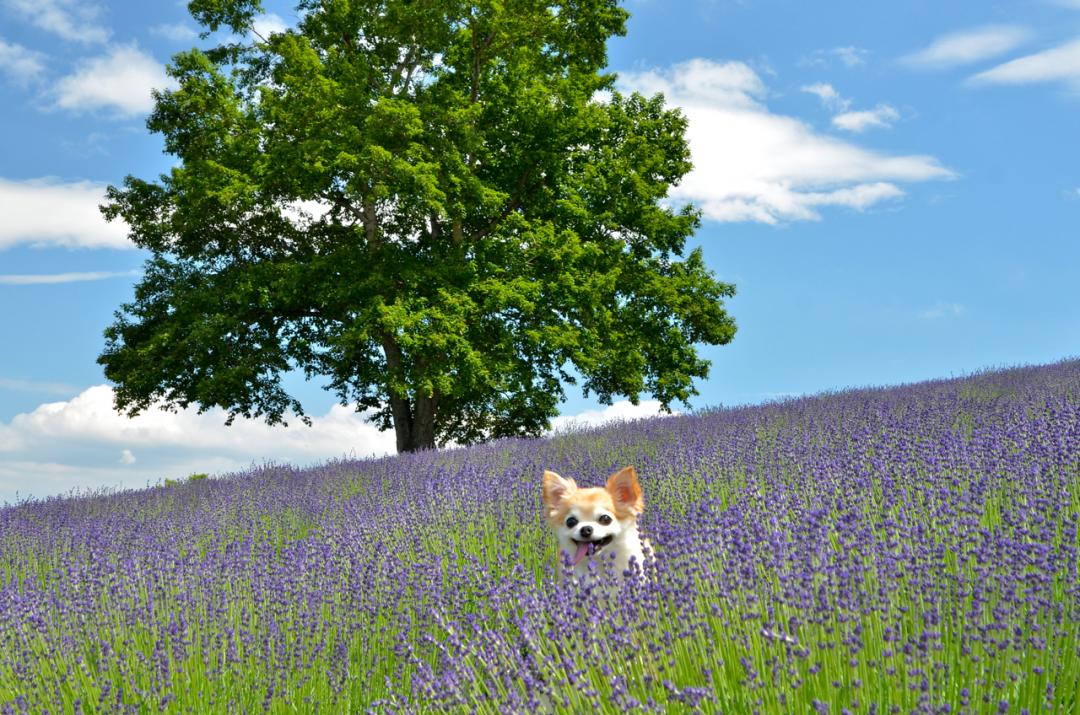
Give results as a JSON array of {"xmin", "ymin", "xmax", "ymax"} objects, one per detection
[{"xmin": 2, "ymin": 361, "xmax": 1079, "ymax": 713}]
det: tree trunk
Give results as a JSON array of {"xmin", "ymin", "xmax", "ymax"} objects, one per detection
[
  {"xmin": 388, "ymin": 391, "xmax": 415, "ymax": 453},
  {"xmin": 389, "ymin": 394, "xmax": 437, "ymax": 452},
  {"xmin": 387, "ymin": 392, "xmax": 436, "ymax": 452},
  {"xmin": 412, "ymin": 392, "xmax": 437, "ymax": 451},
  {"xmin": 381, "ymin": 334, "xmax": 438, "ymax": 452}
]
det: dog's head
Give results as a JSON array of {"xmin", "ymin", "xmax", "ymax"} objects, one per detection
[{"xmin": 542, "ymin": 466, "xmax": 644, "ymax": 567}]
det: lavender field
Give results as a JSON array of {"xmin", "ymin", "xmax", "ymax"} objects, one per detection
[{"xmin": 2, "ymin": 361, "xmax": 1079, "ymax": 713}]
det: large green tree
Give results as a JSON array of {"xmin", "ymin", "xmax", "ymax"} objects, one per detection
[{"xmin": 99, "ymin": 0, "xmax": 736, "ymax": 452}]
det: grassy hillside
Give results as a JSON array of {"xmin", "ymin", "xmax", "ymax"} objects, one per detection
[{"xmin": 2, "ymin": 361, "xmax": 1079, "ymax": 713}]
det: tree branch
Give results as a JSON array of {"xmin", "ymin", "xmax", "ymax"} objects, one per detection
[
  {"xmin": 473, "ymin": 168, "xmax": 533, "ymax": 242},
  {"xmin": 363, "ymin": 199, "xmax": 377, "ymax": 244},
  {"xmin": 390, "ymin": 43, "xmax": 419, "ymax": 95}
]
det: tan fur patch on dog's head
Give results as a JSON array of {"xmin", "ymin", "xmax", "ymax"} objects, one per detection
[
  {"xmin": 542, "ymin": 470, "xmax": 577, "ymax": 523},
  {"xmin": 606, "ymin": 466, "xmax": 644, "ymax": 518},
  {"xmin": 543, "ymin": 467, "xmax": 644, "ymax": 522}
]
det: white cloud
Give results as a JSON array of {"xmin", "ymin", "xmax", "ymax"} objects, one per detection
[
  {"xmin": 281, "ymin": 198, "xmax": 334, "ymax": 228},
  {"xmin": 0, "ymin": 177, "xmax": 132, "ymax": 250},
  {"xmin": 2, "ymin": 0, "xmax": 109, "ymax": 44},
  {"xmin": 0, "ymin": 377, "xmax": 78, "ymax": 396},
  {"xmin": 0, "ymin": 38, "xmax": 46, "ymax": 85},
  {"xmin": 3, "ymin": 386, "xmax": 388, "ymax": 454},
  {"xmin": 832, "ymin": 104, "xmax": 900, "ymax": 132},
  {"xmin": 802, "ymin": 84, "xmax": 898, "ymax": 133},
  {"xmin": 0, "ymin": 270, "xmax": 138, "ymax": 285},
  {"xmin": 251, "ymin": 13, "xmax": 288, "ymax": 40},
  {"xmin": 801, "ymin": 82, "xmax": 850, "ymax": 112},
  {"xmin": 548, "ymin": 400, "xmax": 673, "ymax": 433},
  {"xmin": 623, "ymin": 58, "xmax": 766, "ymax": 110},
  {"xmin": 832, "ymin": 46, "xmax": 868, "ymax": 68},
  {"xmin": 149, "ymin": 22, "xmax": 198, "ymax": 42},
  {"xmin": 51, "ymin": 44, "xmax": 171, "ymax": 117},
  {"xmin": 797, "ymin": 182, "xmax": 905, "ymax": 209},
  {"xmin": 0, "ymin": 389, "xmax": 688, "ymax": 501},
  {"xmin": 618, "ymin": 59, "xmax": 954, "ymax": 224},
  {"xmin": 902, "ymin": 25, "xmax": 1032, "ymax": 69},
  {"xmin": 968, "ymin": 38, "xmax": 1080, "ymax": 88},
  {"xmin": 801, "ymin": 47, "xmax": 870, "ymax": 68},
  {"xmin": 0, "ymin": 385, "xmax": 399, "ymax": 502},
  {"xmin": 919, "ymin": 302, "xmax": 967, "ymax": 319}
]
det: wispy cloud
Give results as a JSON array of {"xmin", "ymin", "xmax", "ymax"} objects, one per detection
[
  {"xmin": 803, "ymin": 84, "xmax": 899, "ymax": 133},
  {"xmin": 919, "ymin": 302, "xmax": 967, "ymax": 320},
  {"xmin": 149, "ymin": 22, "xmax": 197, "ymax": 42},
  {"xmin": 0, "ymin": 177, "xmax": 132, "ymax": 250},
  {"xmin": 619, "ymin": 59, "xmax": 954, "ymax": 224},
  {"xmin": 0, "ymin": 270, "xmax": 138, "ymax": 285},
  {"xmin": 59, "ymin": 131, "xmax": 111, "ymax": 159},
  {"xmin": 51, "ymin": 44, "xmax": 171, "ymax": 117},
  {"xmin": 968, "ymin": 38, "xmax": 1080, "ymax": 88},
  {"xmin": 902, "ymin": 25, "xmax": 1032, "ymax": 69},
  {"xmin": 801, "ymin": 82, "xmax": 850, "ymax": 112},
  {"xmin": 0, "ymin": 38, "xmax": 46, "ymax": 85},
  {"xmin": 2, "ymin": 0, "xmax": 110, "ymax": 44},
  {"xmin": 832, "ymin": 46, "xmax": 869, "ymax": 68},
  {"xmin": 832, "ymin": 104, "xmax": 900, "ymax": 132},
  {"xmin": 801, "ymin": 46, "xmax": 870, "ymax": 69},
  {"xmin": 0, "ymin": 377, "xmax": 79, "ymax": 396}
]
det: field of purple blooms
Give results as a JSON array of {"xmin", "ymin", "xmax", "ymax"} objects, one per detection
[{"xmin": 2, "ymin": 360, "xmax": 1079, "ymax": 713}]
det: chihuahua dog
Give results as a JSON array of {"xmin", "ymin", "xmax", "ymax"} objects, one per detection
[{"xmin": 542, "ymin": 466, "xmax": 651, "ymax": 580}]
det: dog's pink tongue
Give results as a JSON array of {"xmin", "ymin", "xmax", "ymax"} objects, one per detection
[{"xmin": 572, "ymin": 542, "xmax": 590, "ymax": 565}]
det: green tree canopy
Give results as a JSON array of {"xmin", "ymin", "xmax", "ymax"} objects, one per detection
[{"xmin": 99, "ymin": 0, "xmax": 737, "ymax": 452}]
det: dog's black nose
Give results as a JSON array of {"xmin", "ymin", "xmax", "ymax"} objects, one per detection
[{"xmin": 579, "ymin": 525, "xmax": 593, "ymax": 539}]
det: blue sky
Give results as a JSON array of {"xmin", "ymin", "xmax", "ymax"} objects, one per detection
[{"xmin": 1, "ymin": 0, "xmax": 1079, "ymax": 501}]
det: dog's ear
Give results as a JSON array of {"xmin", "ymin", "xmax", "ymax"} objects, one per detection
[
  {"xmin": 542, "ymin": 470, "xmax": 577, "ymax": 516},
  {"xmin": 606, "ymin": 466, "xmax": 644, "ymax": 517}
]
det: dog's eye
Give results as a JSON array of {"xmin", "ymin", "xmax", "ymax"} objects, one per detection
[
  {"xmin": 598, "ymin": 514, "xmax": 612, "ymax": 525},
  {"xmin": 565, "ymin": 516, "xmax": 578, "ymax": 528}
]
